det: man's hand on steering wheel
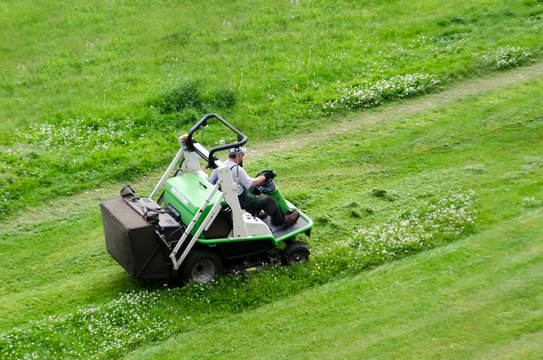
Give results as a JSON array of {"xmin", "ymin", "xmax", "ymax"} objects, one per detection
[{"xmin": 264, "ymin": 170, "xmax": 276, "ymax": 180}]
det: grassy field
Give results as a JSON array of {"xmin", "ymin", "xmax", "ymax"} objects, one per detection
[
  {"xmin": 1, "ymin": 64, "xmax": 542, "ymax": 358},
  {"xmin": 127, "ymin": 211, "xmax": 543, "ymax": 360},
  {"xmin": 1, "ymin": 0, "xmax": 542, "ymax": 215},
  {"xmin": 1, "ymin": 0, "xmax": 543, "ymax": 358}
]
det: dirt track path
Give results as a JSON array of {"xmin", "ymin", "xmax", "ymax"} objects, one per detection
[
  {"xmin": 3, "ymin": 62, "xmax": 543, "ymax": 231},
  {"xmin": 258, "ymin": 62, "xmax": 543, "ymax": 156}
]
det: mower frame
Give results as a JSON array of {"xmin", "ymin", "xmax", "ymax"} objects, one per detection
[{"xmin": 102, "ymin": 114, "xmax": 312, "ymax": 281}]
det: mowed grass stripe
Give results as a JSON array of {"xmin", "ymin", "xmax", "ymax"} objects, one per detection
[{"xmin": 126, "ymin": 211, "xmax": 543, "ymax": 360}]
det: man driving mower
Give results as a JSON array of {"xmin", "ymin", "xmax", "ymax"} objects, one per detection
[{"xmin": 208, "ymin": 147, "xmax": 300, "ymax": 227}]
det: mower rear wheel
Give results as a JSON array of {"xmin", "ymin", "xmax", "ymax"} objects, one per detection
[
  {"xmin": 281, "ymin": 242, "xmax": 310, "ymax": 265},
  {"xmin": 181, "ymin": 250, "xmax": 222, "ymax": 283}
]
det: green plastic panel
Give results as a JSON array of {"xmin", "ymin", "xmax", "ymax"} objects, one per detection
[
  {"xmin": 163, "ymin": 173, "xmax": 222, "ymax": 235},
  {"xmin": 266, "ymin": 188, "xmax": 291, "ymax": 213}
]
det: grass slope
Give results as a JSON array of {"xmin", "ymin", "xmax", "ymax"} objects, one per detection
[
  {"xmin": 2, "ymin": 0, "xmax": 543, "ymax": 215},
  {"xmin": 1, "ymin": 64, "xmax": 542, "ymax": 358},
  {"xmin": 126, "ymin": 211, "xmax": 543, "ymax": 360}
]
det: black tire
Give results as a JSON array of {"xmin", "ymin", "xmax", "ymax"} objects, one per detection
[
  {"xmin": 180, "ymin": 250, "xmax": 222, "ymax": 283},
  {"xmin": 281, "ymin": 242, "xmax": 310, "ymax": 265}
]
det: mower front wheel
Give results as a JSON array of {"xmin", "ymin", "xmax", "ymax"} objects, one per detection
[
  {"xmin": 180, "ymin": 250, "xmax": 222, "ymax": 283},
  {"xmin": 281, "ymin": 242, "xmax": 310, "ymax": 265}
]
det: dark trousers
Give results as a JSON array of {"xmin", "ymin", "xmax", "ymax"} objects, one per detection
[{"xmin": 238, "ymin": 189, "xmax": 285, "ymax": 226}]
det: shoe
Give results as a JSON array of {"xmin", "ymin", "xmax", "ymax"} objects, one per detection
[{"xmin": 283, "ymin": 210, "xmax": 300, "ymax": 228}]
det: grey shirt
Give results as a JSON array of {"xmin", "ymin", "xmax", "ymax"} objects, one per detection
[{"xmin": 209, "ymin": 159, "xmax": 253, "ymax": 196}]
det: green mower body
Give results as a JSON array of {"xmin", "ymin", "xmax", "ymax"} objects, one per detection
[{"xmin": 100, "ymin": 114, "xmax": 313, "ymax": 283}]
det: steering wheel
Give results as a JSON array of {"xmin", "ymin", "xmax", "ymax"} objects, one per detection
[
  {"xmin": 256, "ymin": 170, "xmax": 275, "ymax": 185},
  {"xmin": 255, "ymin": 170, "xmax": 277, "ymax": 193}
]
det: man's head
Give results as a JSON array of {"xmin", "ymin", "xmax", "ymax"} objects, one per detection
[{"xmin": 228, "ymin": 147, "xmax": 248, "ymax": 166}]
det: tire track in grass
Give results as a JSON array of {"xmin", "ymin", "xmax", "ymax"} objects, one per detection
[{"xmin": 259, "ymin": 62, "xmax": 543, "ymax": 154}]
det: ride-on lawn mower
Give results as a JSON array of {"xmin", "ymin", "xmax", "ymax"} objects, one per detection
[{"xmin": 100, "ymin": 114, "xmax": 313, "ymax": 283}]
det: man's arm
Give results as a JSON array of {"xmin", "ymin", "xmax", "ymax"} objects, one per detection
[
  {"xmin": 208, "ymin": 170, "xmax": 218, "ymax": 184},
  {"xmin": 251, "ymin": 171, "xmax": 276, "ymax": 187},
  {"xmin": 251, "ymin": 175, "xmax": 267, "ymax": 187},
  {"xmin": 235, "ymin": 167, "xmax": 266, "ymax": 189},
  {"xmin": 234, "ymin": 166, "xmax": 274, "ymax": 189}
]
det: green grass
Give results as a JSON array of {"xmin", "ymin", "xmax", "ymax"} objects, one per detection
[
  {"xmin": 1, "ymin": 63, "xmax": 542, "ymax": 358},
  {"xmin": 126, "ymin": 211, "xmax": 543, "ymax": 360},
  {"xmin": 2, "ymin": 0, "xmax": 543, "ymax": 215},
  {"xmin": 1, "ymin": 0, "xmax": 543, "ymax": 358}
]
